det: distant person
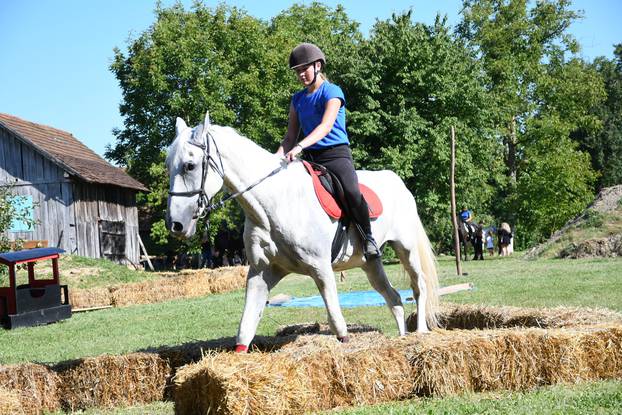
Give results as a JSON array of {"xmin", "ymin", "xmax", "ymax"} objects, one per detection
[
  {"xmin": 200, "ymin": 231, "xmax": 213, "ymax": 269},
  {"xmin": 460, "ymin": 206, "xmax": 475, "ymax": 237},
  {"xmin": 486, "ymin": 231, "xmax": 494, "ymax": 256},
  {"xmin": 498, "ymin": 222, "xmax": 513, "ymax": 256}
]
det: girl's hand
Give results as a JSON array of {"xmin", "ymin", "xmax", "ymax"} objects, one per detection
[{"xmin": 285, "ymin": 144, "xmax": 303, "ymax": 162}]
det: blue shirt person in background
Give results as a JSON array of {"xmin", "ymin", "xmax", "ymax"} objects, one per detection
[
  {"xmin": 460, "ymin": 206, "xmax": 474, "ymax": 236},
  {"xmin": 276, "ymin": 43, "xmax": 380, "ymax": 259}
]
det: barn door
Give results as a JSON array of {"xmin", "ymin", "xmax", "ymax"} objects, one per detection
[{"xmin": 99, "ymin": 220, "xmax": 126, "ymax": 262}]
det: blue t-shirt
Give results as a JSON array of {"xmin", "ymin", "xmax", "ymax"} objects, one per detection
[{"xmin": 292, "ymin": 81, "xmax": 349, "ymax": 149}]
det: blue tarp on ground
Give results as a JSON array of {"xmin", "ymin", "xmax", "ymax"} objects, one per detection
[{"xmin": 269, "ymin": 289, "xmax": 416, "ymax": 308}]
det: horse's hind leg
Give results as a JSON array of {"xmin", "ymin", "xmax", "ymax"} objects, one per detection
[
  {"xmin": 392, "ymin": 241, "xmax": 429, "ymax": 333},
  {"xmin": 361, "ymin": 258, "xmax": 406, "ymax": 336}
]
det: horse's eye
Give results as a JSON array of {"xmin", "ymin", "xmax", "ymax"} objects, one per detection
[{"xmin": 185, "ymin": 163, "xmax": 195, "ymax": 172}]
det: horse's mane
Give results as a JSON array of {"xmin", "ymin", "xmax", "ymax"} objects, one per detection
[{"xmin": 212, "ymin": 125, "xmax": 274, "ymax": 156}]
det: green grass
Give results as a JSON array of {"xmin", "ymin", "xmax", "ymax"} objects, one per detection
[{"xmin": 2, "ymin": 254, "xmax": 621, "ymax": 414}]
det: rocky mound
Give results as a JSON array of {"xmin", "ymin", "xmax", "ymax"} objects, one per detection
[{"xmin": 525, "ymin": 185, "xmax": 622, "ymax": 259}]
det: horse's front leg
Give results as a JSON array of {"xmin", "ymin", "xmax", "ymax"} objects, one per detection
[
  {"xmin": 311, "ymin": 265, "xmax": 349, "ymax": 342},
  {"xmin": 235, "ymin": 265, "xmax": 282, "ymax": 352}
]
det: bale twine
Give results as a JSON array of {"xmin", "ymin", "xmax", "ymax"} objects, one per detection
[
  {"xmin": 173, "ymin": 333, "xmax": 413, "ymax": 415},
  {"xmin": 0, "ymin": 363, "xmax": 61, "ymax": 414},
  {"xmin": 55, "ymin": 353, "xmax": 171, "ymax": 411}
]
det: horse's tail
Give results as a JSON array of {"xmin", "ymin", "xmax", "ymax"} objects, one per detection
[{"xmin": 414, "ymin": 210, "xmax": 440, "ymax": 329}]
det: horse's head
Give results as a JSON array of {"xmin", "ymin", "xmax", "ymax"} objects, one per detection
[{"xmin": 165, "ymin": 111, "xmax": 225, "ymax": 239}]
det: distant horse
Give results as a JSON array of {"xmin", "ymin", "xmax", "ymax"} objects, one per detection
[
  {"xmin": 166, "ymin": 111, "xmax": 439, "ymax": 351},
  {"xmin": 457, "ymin": 221, "xmax": 484, "ymax": 261}
]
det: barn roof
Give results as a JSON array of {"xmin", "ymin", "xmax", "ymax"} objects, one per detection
[{"xmin": 0, "ymin": 113, "xmax": 147, "ymax": 191}]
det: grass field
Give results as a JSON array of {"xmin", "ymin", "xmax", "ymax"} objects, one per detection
[{"xmin": 2, "ymin": 253, "xmax": 621, "ymax": 414}]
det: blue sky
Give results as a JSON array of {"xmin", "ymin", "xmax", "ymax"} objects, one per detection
[{"xmin": 1, "ymin": 0, "xmax": 620, "ymax": 159}]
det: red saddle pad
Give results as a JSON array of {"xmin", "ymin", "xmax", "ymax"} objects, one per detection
[{"xmin": 302, "ymin": 161, "xmax": 383, "ymax": 220}]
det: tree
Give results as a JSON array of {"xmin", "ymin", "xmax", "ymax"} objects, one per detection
[
  {"xmin": 457, "ymin": 0, "xmax": 601, "ymax": 244},
  {"xmin": 0, "ymin": 185, "xmax": 37, "ymax": 253},
  {"xmin": 574, "ymin": 44, "xmax": 622, "ymax": 189},
  {"xmin": 346, "ymin": 11, "xmax": 502, "ymax": 249},
  {"xmin": 108, "ymin": 2, "xmax": 363, "ymax": 252}
]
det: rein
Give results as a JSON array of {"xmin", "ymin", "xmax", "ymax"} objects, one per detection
[{"xmin": 168, "ymin": 127, "xmax": 285, "ymax": 220}]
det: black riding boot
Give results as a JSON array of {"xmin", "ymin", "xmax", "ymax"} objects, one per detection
[{"xmin": 351, "ymin": 197, "xmax": 381, "ymax": 259}]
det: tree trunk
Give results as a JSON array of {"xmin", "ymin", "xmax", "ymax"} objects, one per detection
[{"xmin": 506, "ymin": 116, "xmax": 518, "ymax": 184}]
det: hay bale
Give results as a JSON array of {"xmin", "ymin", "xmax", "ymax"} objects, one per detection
[
  {"xmin": 404, "ymin": 325, "xmax": 622, "ymax": 396},
  {"xmin": 173, "ymin": 333, "xmax": 412, "ymax": 415},
  {"xmin": 174, "ymin": 325, "xmax": 622, "ymax": 414},
  {"xmin": 69, "ymin": 287, "xmax": 112, "ymax": 309},
  {"xmin": 111, "ymin": 277, "xmax": 187, "ymax": 306},
  {"xmin": 0, "ymin": 386, "xmax": 24, "ymax": 414},
  {"xmin": 56, "ymin": 353, "xmax": 171, "ymax": 411},
  {"xmin": 407, "ymin": 303, "xmax": 622, "ymax": 331},
  {"xmin": 110, "ymin": 266, "xmax": 247, "ymax": 307},
  {"xmin": 0, "ymin": 363, "xmax": 61, "ymax": 414}
]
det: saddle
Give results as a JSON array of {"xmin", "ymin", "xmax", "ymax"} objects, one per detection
[
  {"xmin": 302, "ymin": 161, "xmax": 383, "ymax": 220},
  {"xmin": 302, "ymin": 161, "xmax": 383, "ymax": 262}
]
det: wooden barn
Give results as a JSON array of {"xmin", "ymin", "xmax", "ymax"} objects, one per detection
[{"xmin": 0, "ymin": 113, "xmax": 148, "ymax": 265}]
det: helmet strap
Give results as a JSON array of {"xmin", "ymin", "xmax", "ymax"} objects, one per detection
[{"xmin": 309, "ymin": 61, "xmax": 321, "ymax": 86}]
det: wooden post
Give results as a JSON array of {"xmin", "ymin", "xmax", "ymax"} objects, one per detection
[
  {"xmin": 137, "ymin": 232, "xmax": 154, "ymax": 271},
  {"xmin": 450, "ymin": 126, "xmax": 463, "ymax": 276}
]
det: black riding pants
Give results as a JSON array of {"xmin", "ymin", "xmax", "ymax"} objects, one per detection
[{"xmin": 303, "ymin": 144, "xmax": 372, "ymax": 236}]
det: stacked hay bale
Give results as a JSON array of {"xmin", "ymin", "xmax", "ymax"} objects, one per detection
[
  {"xmin": 55, "ymin": 353, "xmax": 170, "ymax": 412},
  {"xmin": 407, "ymin": 303, "xmax": 622, "ymax": 331},
  {"xmin": 404, "ymin": 325, "xmax": 622, "ymax": 396},
  {"xmin": 0, "ymin": 363, "xmax": 61, "ymax": 414},
  {"xmin": 174, "ymin": 333, "xmax": 413, "ymax": 415},
  {"xmin": 69, "ymin": 286, "xmax": 111, "ymax": 309},
  {"xmin": 173, "ymin": 304, "xmax": 622, "ymax": 415},
  {"xmin": 69, "ymin": 266, "xmax": 248, "ymax": 309}
]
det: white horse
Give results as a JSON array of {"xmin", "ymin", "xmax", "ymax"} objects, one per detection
[{"xmin": 166, "ymin": 111, "xmax": 439, "ymax": 351}]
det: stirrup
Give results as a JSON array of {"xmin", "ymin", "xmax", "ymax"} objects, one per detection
[{"xmin": 364, "ymin": 235, "xmax": 381, "ymax": 259}]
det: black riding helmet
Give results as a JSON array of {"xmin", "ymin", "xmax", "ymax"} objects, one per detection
[{"xmin": 289, "ymin": 43, "xmax": 326, "ymax": 69}]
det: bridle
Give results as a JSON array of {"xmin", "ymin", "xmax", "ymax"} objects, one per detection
[
  {"xmin": 168, "ymin": 126, "xmax": 224, "ymax": 220},
  {"xmin": 168, "ymin": 125, "xmax": 286, "ymax": 221}
]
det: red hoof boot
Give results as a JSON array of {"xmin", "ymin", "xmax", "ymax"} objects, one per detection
[
  {"xmin": 337, "ymin": 335, "xmax": 350, "ymax": 343},
  {"xmin": 235, "ymin": 344, "xmax": 248, "ymax": 353}
]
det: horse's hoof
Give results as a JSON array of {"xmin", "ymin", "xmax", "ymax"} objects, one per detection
[
  {"xmin": 235, "ymin": 344, "xmax": 248, "ymax": 353},
  {"xmin": 337, "ymin": 335, "xmax": 350, "ymax": 343}
]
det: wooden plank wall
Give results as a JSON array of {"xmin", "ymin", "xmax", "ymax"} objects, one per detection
[
  {"xmin": 0, "ymin": 128, "xmax": 77, "ymax": 253},
  {"xmin": 73, "ymin": 183, "xmax": 140, "ymax": 265}
]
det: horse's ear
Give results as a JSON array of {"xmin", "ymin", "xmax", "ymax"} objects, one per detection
[
  {"xmin": 203, "ymin": 111, "xmax": 211, "ymax": 128},
  {"xmin": 176, "ymin": 117, "xmax": 188, "ymax": 135}
]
